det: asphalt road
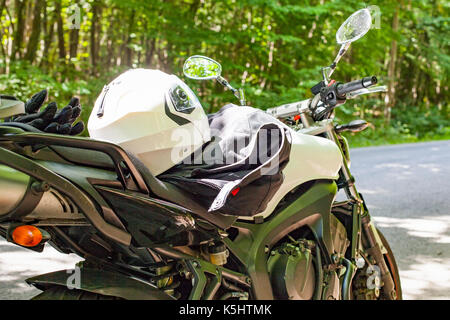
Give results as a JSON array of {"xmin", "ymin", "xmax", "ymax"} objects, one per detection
[
  {"xmin": 348, "ymin": 140, "xmax": 450, "ymax": 300},
  {"xmin": 0, "ymin": 140, "xmax": 449, "ymax": 300}
]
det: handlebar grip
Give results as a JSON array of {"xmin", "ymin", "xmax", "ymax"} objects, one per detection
[{"xmin": 336, "ymin": 76, "xmax": 377, "ymax": 97}]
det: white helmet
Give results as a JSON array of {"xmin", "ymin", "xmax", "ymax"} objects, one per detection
[{"xmin": 88, "ymin": 69, "xmax": 211, "ymax": 175}]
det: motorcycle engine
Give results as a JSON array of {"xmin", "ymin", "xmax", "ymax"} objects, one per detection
[{"xmin": 267, "ymin": 240, "xmax": 316, "ymax": 300}]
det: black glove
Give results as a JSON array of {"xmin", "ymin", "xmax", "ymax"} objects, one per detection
[{"xmin": 10, "ymin": 90, "xmax": 84, "ymax": 135}]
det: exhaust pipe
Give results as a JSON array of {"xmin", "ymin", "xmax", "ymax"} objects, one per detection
[
  {"xmin": 0, "ymin": 163, "xmax": 87, "ymax": 224},
  {"xmin": 0, "ymin": 164, "xmax": 31, "ymax": 216}
]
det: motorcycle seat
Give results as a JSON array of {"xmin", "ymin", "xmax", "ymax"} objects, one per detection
[
  {"xmin": 0, "ymin": 122, "xmax": 117, "ymax": 170},
  {"xmin": 0, "ymin": 122, "xmax": 236, "ymax": 229}
]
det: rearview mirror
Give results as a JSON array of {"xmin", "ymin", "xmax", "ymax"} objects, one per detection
[
  {"xmin": 336, "ymin": 8, "xmax": 372, "ymax": 44},
  {"xmin": 323, "ymin": 8, "xmax": 373, "ymax": 82},
  {"xmin": 183, "ymin": 55, "xmax": 222, "ymax": 80}
]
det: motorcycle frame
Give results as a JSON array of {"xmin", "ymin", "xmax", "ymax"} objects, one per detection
[
  {"xmin": 296, "ymin": 116, "xmax": 396, "ymax": 298},
  {"xmin": 299, "ymin": 119, "xmax": 365, "ymax": 259},
  {"xmin": 0, "ymin": 122, "xmax": 392, "ymax": 300}
]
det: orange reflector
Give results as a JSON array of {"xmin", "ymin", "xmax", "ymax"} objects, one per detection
[{"xmin": 12, "ymin": 225, "xmax": 43, "ymax": 247}]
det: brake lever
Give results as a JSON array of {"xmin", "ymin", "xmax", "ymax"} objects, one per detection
[
  {"xmin": 346, "ymin": 85, "xmax": 387, "ymax": 99},
  {"xmin": 335, "ymin": 119, "xmax": 369, "ymax": 133}
]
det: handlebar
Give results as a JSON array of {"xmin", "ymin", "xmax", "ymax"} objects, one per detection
[
  {"xmin": 267, "ymin": 75, "xmax": 380, "ymax": 121},
  {"xmin": 266, "ymin": 99, "xmax": 311, "ymax": 118},
  {"xmin": 336, "ymin": 76, "xmax": 377, "ymax": 97}
]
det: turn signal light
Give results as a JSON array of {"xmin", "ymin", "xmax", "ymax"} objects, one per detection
[{"xmin": 12, "ymin": 225, "xmax": 43, "ymax": 247}]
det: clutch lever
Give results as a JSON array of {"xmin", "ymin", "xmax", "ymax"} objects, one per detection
[{"xmin": 346, "ymin": 85, "xmax": 387, "ymax": 99}]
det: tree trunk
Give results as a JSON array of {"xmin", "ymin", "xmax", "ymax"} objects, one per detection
[
  {"xmin": 69, "ymin": 29, "xmax": 79, "ymax": 57},
  {"xmin": 104, "ymin": 8, "xmax": 116, "ymax": 71},
  {"xmin": 24, "ymin": 0, "xmax": 33, "ymax": 39},
  {"xmin": 0, "ymin": 0, "xmax": 6, "ymax": 17},
  {"xmin": 145, "ymin": 37, "xmax": 156, "ymax": 67},
  {"xmin": 0, "ymin": 0, "xmax": 6, "ymax": 66},
  {"xmin": 24, "ymin": 0, "xmax": 44, "ymax": 62},
  {"xmin": 11, "ymin": 0, "xmax": 26, "ymax": 61},
  {"xmin": 124, "ymin": 9, "xmax": 136, "ymax": 67},
  {"xmin": 55, "ymin": 0, "xmax": 66, "ymax": 61},
  {"xmin": 90, "ymin": 0, "xmax": 101, "ymax": 74},
  {"xmin": 0, "ymin": 0, "xmax": 6, "ymax": 72},
  {"xmin": 40, "ymin": 3, "xmax": 55, "ymax": 68},
  {"xmin": 69, "ymin": 0, "xmax": 80, "ymax": 61},
  {"xmin": 385, "ymin": 4, "xmax": 400, "ymax": 125}
]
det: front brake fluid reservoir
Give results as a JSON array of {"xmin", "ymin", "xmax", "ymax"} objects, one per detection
[{"xmin": 208, "ymin": 243, "xmax": 229, "ymax": 266}]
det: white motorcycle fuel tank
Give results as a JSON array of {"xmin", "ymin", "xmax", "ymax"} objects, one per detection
[{"xmin": 239, "ymin": 124, "xmax": 343, "ymax": 221}]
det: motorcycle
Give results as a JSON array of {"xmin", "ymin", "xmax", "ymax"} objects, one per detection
[{"xmin": 0, "ymin": 8, "xmax": 401, "ymax": 300}]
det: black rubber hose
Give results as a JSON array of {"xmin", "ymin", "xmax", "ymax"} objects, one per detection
[
  {"xmin": 340, "ymin": 258, "xmax": 357, "ymax": 300},
  {"xmin": 313, "ymin": 245, "xmax": 323, "ymax": 300}
]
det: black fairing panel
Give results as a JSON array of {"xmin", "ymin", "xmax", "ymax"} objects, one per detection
[{"xmin": 97, "ymin": 187, "xmax": 216, "ymax": 247}]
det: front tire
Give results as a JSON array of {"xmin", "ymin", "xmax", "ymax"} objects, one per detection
[
  {"xmin": 351, "ymin": 228, "xmax": 402, "ymax": 300},
  {"xmin": 377, "ymin": 228, "xmax": 402, "ymax": 300}
]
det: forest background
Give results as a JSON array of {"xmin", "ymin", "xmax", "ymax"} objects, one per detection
[{"xmin": 0, "ymin": 0, "xmax": 448, "ymax": 146}]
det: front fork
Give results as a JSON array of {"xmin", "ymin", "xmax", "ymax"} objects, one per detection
[{"xmin": 325, "ymin": 124, "xmax": 397, "ymax": 299}]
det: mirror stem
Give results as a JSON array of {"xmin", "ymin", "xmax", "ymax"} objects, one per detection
[
  {"xmin": 239, "ymin": 88, "xmax": 246, "ymax": 106},
  {"xmin": 216, "ymin": 75, "xmax": 237, "ymax": 94},
  {"xmin": 327, "ymin": 42, "xmax": 351, "ymax": 80},
  {"xmin": 216, "ymin": 76, "xmax": 246, "ymax": 106}
]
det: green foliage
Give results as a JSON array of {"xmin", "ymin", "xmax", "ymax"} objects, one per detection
[{"xmin": 0, "ymin": 0, "xmax": 448, "ymax": 145}]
